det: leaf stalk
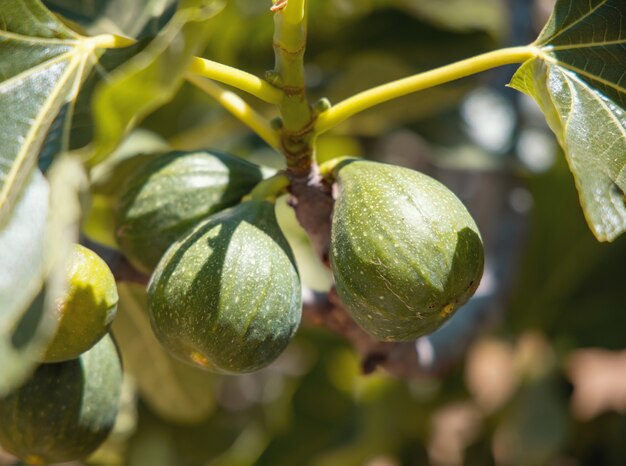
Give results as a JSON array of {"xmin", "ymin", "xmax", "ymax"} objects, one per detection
[
  {"xmin": 89, "ymin": 34, "xmax": 136, "ymax": 49},
  {"xmin": 185, "ymin": 74, "xmax": 280, "ymax": 150},
  {"xmin": 315, "ymin": 45, "xmax": 539, "ymax": 134},
  {"xmin": 188, "ymin": 57, "xmax": 283, "ymax": 104}
]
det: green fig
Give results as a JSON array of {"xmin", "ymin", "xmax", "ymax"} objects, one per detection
[
  {"xmin": 0, "ymin": 335, "xmax": 122, "ymax": 464},
  {"xmin": 148, "ymin": 200, "xmax": 301, "ymax": 373},
  {"xmin": 330, "ymin": 159, "xmax": 484, "ymax": 341},
  {"xmin": 115, "ymin": 150, "xmax": 271, "ymax": 274},
  {"xmin": 43, "ymin": 244, "xmax": 118, "ymax": 362}
]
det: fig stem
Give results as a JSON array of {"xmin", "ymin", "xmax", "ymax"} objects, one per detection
[
  {"xmin": 318, "ymin": 156, "xmax": 357, "ymax": 179},
  {"xmin": 272, "ymin": 0, "xmax": 316, "ymax": 174},
  {"xmin": 244, "ymin": 173, "xmax": 291, "ymax": 202},
  {"xmin": 282, "ymin": 0, "xmax": 306, "ymax": 24},
  {"xmin": 315, "ymin": 45, "xmax": 539, "ymax": 134},
  {"xmin": 185, "ymin": 74, "xmax": 281, "ymax": 150}
]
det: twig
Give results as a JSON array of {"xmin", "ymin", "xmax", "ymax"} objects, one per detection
[{"xmin": 302, "ymin": 287, "xmax": 433, "ymax": 377}]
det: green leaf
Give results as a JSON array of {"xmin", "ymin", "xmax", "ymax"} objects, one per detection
[
  {"xmin": 86, "ymin": 0, "xmax": 224, "ymax": 165},
  {"xmin": 510, "ymin": 0, "xmax": 626, "ymax": 241},
  {"xmin": 39, "ymin": 42, "xmax": 147, "ymax": 171},
  {"xmin": 0, "ymin": 170, "xmax": 50, "ymax": 393},
  {"xmin": 0, "ymin": 0, "xmax": 100, "ymax": 224},
  {"xmin": 112, "ymin": 282, "xmax": 216, "ymax": 424}
]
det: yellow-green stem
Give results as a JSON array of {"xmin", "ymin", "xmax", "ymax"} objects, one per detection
[
  {"xmin": 272, "ymin": 0, "xmax": 315, "ymax": 174},
  {"xmin": 244, "ymin": 172, "xmax": 291, "ymax": 201},
  {"xmin": 188, "ymin": 57, "xmax": 282, "ymax": 104},
  {"xmin": 283, "ymin": 0, "xmax": 306, "ymax": 25},
  {"xmin": 186, "ymin": 74, "xmax": 280, "ymax": 150},
  {"xmin": 318, "ymin": 156, "xmax": 356, "ymax": 178},
  {"xmin": 89, "ymin": 34, "xmax": 136, "ymax": 49},
  {"xmin": 315, "ymin": 46, "xmax": 539, "ymax": 134}
]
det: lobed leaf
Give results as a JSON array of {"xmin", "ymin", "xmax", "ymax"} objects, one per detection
[{"xmin": 510, "ymin": 0, "xmax": 626, "ymax": 241}]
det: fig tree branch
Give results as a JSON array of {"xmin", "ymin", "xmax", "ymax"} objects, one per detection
[
  {"xmin": 281, "ymin": 0, "xmax": 306, "ymax": 24},
  {"xmin": 302, "ymin": 288, "xmax": 443, "ymax": 378},
  {"xmin": 186, "ymin": 74, "xmax": 281, "ymax": 150},
  {"xmin": 315, "ymin": 46, "xmax": 539, "ymax": 134},
  {"xmin": 271, "ymin": 0, "xmax": 315, "ymax": 174}
]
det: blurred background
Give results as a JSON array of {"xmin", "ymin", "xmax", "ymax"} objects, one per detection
[{"xmin": 4, "ymin": 0, "xmax": 626, "ymax": 464}]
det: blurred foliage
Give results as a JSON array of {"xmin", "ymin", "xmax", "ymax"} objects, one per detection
[{"xmin": 1, "ymin": 0, "xmax": 625, "ymax": 465}]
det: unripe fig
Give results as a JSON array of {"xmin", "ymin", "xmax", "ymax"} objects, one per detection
[
  {"xmin": 148, "ymin": 200, "xmax": 302, "ymax": 374},
  {"xmin": 0, "ymin": 335, "xmax": 122, "ymax": 464},
  {"xmin": 330, "ymin": 159, "xmax": 484, "ymax": 341},
  {"xmin": 115, "ymin": 150, "xmax": 271, "ymax": 274},
  {"xmin": 43, "ymin": 244, "xmax": 118, "ymax": 362}
]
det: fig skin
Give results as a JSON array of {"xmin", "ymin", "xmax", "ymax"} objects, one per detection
[
  {"xmin": 0, "ymin": 335, "xmax": 122, "ymax": 464},
  {"xmin": 330, "ymin": 159, "xmax": 484, "ymax": 341},
  {"xmin": 115, "ymin": 150, "xmax": 270, "ymax": 274},
  {"xmin": 148, "ymin": 200, "xmax": 302, "ymax": 374},
  {"xmin": 43, "ymin": 244, "xmax": 118, "ymax": 363}
]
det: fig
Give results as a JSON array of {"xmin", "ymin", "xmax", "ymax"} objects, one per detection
[
  {"xmin": 43, "ymin": 244, "xmax": 118, "ymax": 362},
  {"xmin": 115, "ymin": 150, "xmax": 270, "ymax": 274},
  {"xmin": 0, "ymin": 335, "xmax": 122, "ymax": 464},
  {"xmin": 330, "ymin": 159, "xmax": 484, "ymax": 341},
  {"xmin": 147, "ymin": 199, "xmax": 301, "ymax": 373}
]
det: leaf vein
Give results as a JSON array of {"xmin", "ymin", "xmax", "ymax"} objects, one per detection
[
  {"xmin": 540, "ymin": 0, "xmax": 611, "ymax": 45},
  {"xmin": 0, "ymin": 51, "xmax": 73, "ymax": 91},
  {"xmin": 0, "ymin": 54, "xmax": 84, "ymax": 218},
  {"xmin": 0, "ymin": 29, "xmax": 79, "ymax": 46},
  {"xmin": 545, "ymin": 38, "xmax": 626, "ymax": 50},
  {"xmin": 541, "ymin": 52, "xmax": 626, "ymax": 95}
]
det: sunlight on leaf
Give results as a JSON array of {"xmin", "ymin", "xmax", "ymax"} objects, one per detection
[
  {"xmin": 0, "ymin": 0, "xmax": 101, "ymax": 224},
  {"xmin": 510, "ymin": 0, "xmax": 626, "ymax": 241},
  {"xmin": 0, "ymin": 157, "xmax": 86, "ymax": 395},
  {"xmin": 39, "ymin": 43, "xmax": 146, "ymax": 171},
  {"xmin": 0, "ymin": 170, "xmax": 52, "ymax": 396},
  {"xmin": 0, "ymin": 169, "xmax": 49, "ymax": 370}
]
